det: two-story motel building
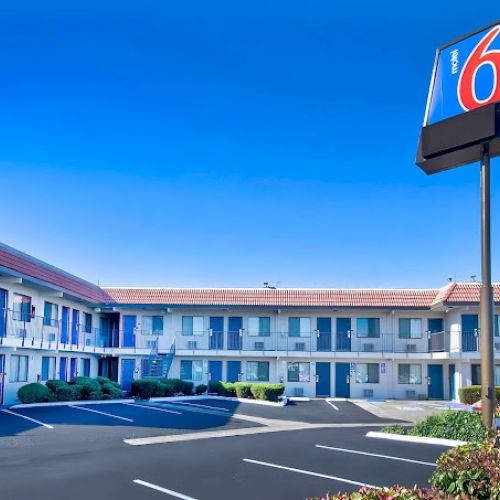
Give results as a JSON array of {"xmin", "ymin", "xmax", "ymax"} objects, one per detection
[{"xmin": 0, "ymin": 241, "xmax": 499, "ymax": 405}]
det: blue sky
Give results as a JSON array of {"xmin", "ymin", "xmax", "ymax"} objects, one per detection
[{"xmin": 0, "ymin": 1, "xmax": 498, "ymax": 288}]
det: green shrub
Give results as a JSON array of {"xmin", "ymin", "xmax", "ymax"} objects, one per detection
[
  {"xmin": 87, "ymin": 390, "xmax": 106, "ymax": 400},
  {"xmin": 18, "ymin": 383, "xmax": 56, "ymax": 404},
  {"xmin": 195, "ymin": 384, "xmax": 207, "ymax": 395},
  {"xmin": 410, "ymin": 410, "xmax": 493, "ymax": 444},
  {"xmin": 315, "ymin": 486, "xmax": 444, "ymax": 499},
  {"xmin": 162, "ymin": 378, "xmax": 185, "ymax": 394},
  {"xmin": 101, "ymin": 383, "xmax": 122, "ymax": 399},
  {"xmin": 208, "ymin": 380, "xmax": 224, "ymax": 395},
  {"xmin": 430, "ymin": 440, "xmax": 500, "ymax": 499},
  {"xmin": 181, "ymin": 381, "xmax": 194, "ymax": 395},
  {"xmin": 131, "ymin": 379, "xmax": 159, "ymax": 400},
  {"xmin": 221, "ymin": 382, "xmax": 236, "ymax": 397},
  {"xmin": 154, "ymin": 382, "xmax": 175, "ymax": 397},
  {"xmin": 46, "ymin": 380, "xmax": 69, "ymax": 393},
  {"xmin": 458, "ymin": 385, "xmax": 500, "ymax": 405},
  {"xmin": 73, "ymin": 376, "xmax": 101, "ymax": 398},
  {"xmin": 250, "ymin": 383, "xmax": 285, "ymax": 402},
  {"xmin": 234, "ymin": 382, "xmax": 253, "ymax": 399},
  {"xmin": 381, "ymin": 424, "xmax": 408, "ymax": 435},
  {"xmin": 55, "ymin": 384, "xmax": 83, "ymax": 401}
]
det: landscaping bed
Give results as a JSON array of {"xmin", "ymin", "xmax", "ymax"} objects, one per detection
[{"xmin": 17, "ymin": 376, "xmax": 123, "ymax": 404}]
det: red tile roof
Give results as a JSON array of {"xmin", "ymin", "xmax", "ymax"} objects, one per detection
[
  {"xmin": 103, "ymin": 287, "xmax": 439, "ymax": 308},
  {"xmin": 0, "ymin": 243, "xmax": 112, "ymax": 304},
  {"xmin": 432, "ymin": 282, "xmax": 500, "ymax": 305}
]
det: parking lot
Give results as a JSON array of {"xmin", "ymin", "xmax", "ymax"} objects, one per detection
[{"xmin": 0, "ymin": 399, "xmax": 452, "ymax": 499}]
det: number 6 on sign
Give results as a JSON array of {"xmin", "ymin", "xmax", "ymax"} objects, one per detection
[{"xmin": 458, "ymin": 26, "xmax": 500, "ymax": 111}]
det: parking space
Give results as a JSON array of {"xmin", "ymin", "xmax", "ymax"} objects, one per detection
[{"xmin": 0, "ymin": 399, "xmax": 448, "ymax": 500}]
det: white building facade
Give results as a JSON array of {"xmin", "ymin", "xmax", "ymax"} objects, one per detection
[{"xmin": 0, "ymin": 242, "xmax": 499, "ymax": 405}]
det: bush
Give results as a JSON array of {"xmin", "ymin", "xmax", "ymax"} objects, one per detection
[
  {"xmin": 154, "ymin": 382, "xmax": 175, "ymax": 397},
  {"xmin": 162, "ymin": 378, "xmax": 185, "ymax": 394},
  {"xmin": 317, "ymin": 486, "xmax": 445, "ymax": 499},
  {"xmin": 234, "ymin": 382, "xmax": 253, "ymax": 399},
  {"xmin": 46, "ymin": 380, "xmax": 70, "ymax": 393},
  {"xmin": 410, "ymin": 410, "xmax": 493, "ymax": 444},
  {"xmin": 55, "ymin": 384, "xmax": 83, "ymax": 402},
  {"xmin": 221, "ymin": 382, "xmax": 236, "ymax": 397},
  {"xmin": 430, "ymin": 440, "xmax": 500, "ymax": 499},
  {"xmin": 101, "ymin": 382, "xmax": 122, "ymax": 399},
  {"xmin": 195, "ymin": 384, "xmax": 207, "ymax": 395},
  {"xmin": 18, "ymin": 383, "xmax": 56, "ymax": 404},
  {"xmin": 458, "ymin": 385, "xmax": 500, "ymax": 405},
  {"xmin": 181, "ymin": 381, "xmax": 194, "ymax": 395},
  {"xmin": 87, "ymin": 390, "xmax": 106, "ymax": 400},
  {"xmin": 73, "ymin": 376, "xmax": 101, "ymax": 399},
  {"xmin": 131, "ymin": 379, "xmax": 159, "ymax": 400},
  {"xmin": 208, "ymin": 380, "xmax": 224, "ymax": 395},
  {"xmin": 250, "ymin": 383, "xmax": 285, "ymax": 402},
  {"xmin": 381, "ymin": 424, "xmax": 408, "ymax": 435}
]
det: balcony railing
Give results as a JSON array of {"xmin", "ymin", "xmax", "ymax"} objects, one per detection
[{"xmin": 175, "ymin": 330, "xmax": 454, "ymax": 354}]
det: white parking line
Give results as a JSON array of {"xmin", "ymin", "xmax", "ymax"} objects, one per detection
[
  {"xmin": 168, "ymin": 401, "xmax": 230, "ymax": 412},
  {"xmin": 2, "ymin": 409, "xmax": 54, "ymax": 429},
  {"xmin": 243, "ymin": 458, "xmax": 379, "ymax": 488},
  {"xmin": 133, "ymin": 479, "xmax": 198, "ymax": 499},
  {"xmin": 325, "ymin": 399, "xmax": 339, "ymax": 411},
  {"xmin": 315, "ymin": 444, "xmax": 437, "ymax": 467},
  {"xmin": 69, "ymin": 405, "xmax": 134, "ymax": 422},
  {"xmin": 124, "ymin": 403, "xmax": 182, "ymax": 415}
]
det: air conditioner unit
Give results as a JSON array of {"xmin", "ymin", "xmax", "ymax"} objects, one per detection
[
  {"xmin": 363, "ymin": 343, "xmax": 374, "ymax": 352},
  {"xmin": 254, "ymin": 341, "xmax": 265, "ymax": 350},
  {"xmin": 405, "ymin": 344, "xmax": 417, "ymax": 353},
  {"xmin": 295, "ymin": 342, "xmax": 306, "ymax": 351},
  {"xmin": 363, "ymin": 389, "xmax": 374, "ymax": 398},
  {"xmin": 187, "ymin": 341, "xmax": 197, "ymax": 349},
  {"xmin": 85, "ymin": 338, "xmax": 92, "ymax": 346},
  {"xmin": 405, "ymin": 390, "xmax": 417, "ymax": 400},
  {"xmin": 294, "ymin": 387, "xmax": 304, "ymax": 397},
  {"xmin": 48, "ymin": 333, "xmax": 57, "ymax": 342}
]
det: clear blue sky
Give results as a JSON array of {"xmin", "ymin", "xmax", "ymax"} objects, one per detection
[{"xmin": 0, "ymin": 1, "xmax": 498, "ymax": 288}]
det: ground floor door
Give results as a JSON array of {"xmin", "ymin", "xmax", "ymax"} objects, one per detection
[
  {"xmin": 316, "ymin": 362, "xmax": 331, "ymax": 397},
  {"xmin": 121, "ymin": 359, "xmax": 136, "ymax": 392},
  {"xmin": 428, "ymin": 364, "xmax": 444, "ymax": 399},
  {"xmin": 70, "ymin": 357, "xmax": 77, "ymax": 381},
  {"xmin": 335, "ymin": 362, "xmax": 350, "ymax": 398},
  {"xmin": 227, "ymin": 361, "xmax": 241, "ymax": 382},
  {"xmin": 98, "ymin": 357, "xmax": 119, "ymax": 382},
  {"xmin": 59, "ymin": 357, "xmax": 67, "ymax": 381},
  {"xmin": 449, "ymin": 364, "xmax": 456, "ymax": 401},
  {"xmin": 208, "ymin": 360, "xmax": 222, "ymax": 383}
]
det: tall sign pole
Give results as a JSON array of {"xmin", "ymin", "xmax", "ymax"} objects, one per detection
[
  {"xmin": 480, "ymin": 145, "xmax": 496, "ymax": 429},
  {"xmin": 416, "ymin": 20, "xmax": 500, "ymax": 431}
]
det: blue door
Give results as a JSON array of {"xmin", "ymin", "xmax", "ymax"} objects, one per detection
[
  {"xmin": 0, "ymin": 354, "xmax": 4, "ymax": 404},
  {"xmin": 209, "ymin": 317, "xmax": 224, "ymax": 350},
  {"xmin": 428, "ymin": 364, "xmax": 444, "ymax": 399},
  {"xmin": 208, "ymin": 360, "xmax": 222, "ymax": 382},
  {"xmin": 336, "ymin": 318, "xmax": 352, "ymax": 351},
  {"xmin": 0, "ymin": 289, "xmax": 6, "ymax": 338},
  {"xmin": 123, "ymin": 315, "xmax": 137, "ymax": 348},
  {"xmin": 461, "ymin": 314, "xmax": 478, "ymax": 352},
  {"xmin": 316, "ymin": 362, "xmax": 331, "ymax": 396},
  {"xmin": 71, "ymin": 309, "xmax": 79, "ymax": 345},
  {"xmin": 59, "ymin": 357, "xmax": 67, "ymax": 381},
  {"xmin": 316, "ymin": 318, "xmax": 331, "ymax": 352},
  {"xmin": 227, "ymin": 361, "xmax": 241, "ymax": 382},
  {"xmin": 70, "ymin": 357, "xmax": 77, "ymax": 381},
  {"xmin": 121, "ymin": 359, "xmax": 136, "ymax": 392},
  {"xmin": 335, "ymin": 362, "xmax": 350, "ymax": 398},
  {"xmin": 61, "ymin": 307, "xmax": 69, "ymax": 344},
  {"xmin": 227, "ymin": 317, "xmax": 242, "ymax": 350},
  {"xmin": 449, "ymin": 364, "xmax": 456, "ymax": 401}
]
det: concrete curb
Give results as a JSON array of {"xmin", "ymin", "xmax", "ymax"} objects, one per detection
[
  {"xmin": 366, "ymin": 431, "xmax": 467, "ymax": 447},
  {"xmin": 10, "ymin": 394, "xmax": 287, "ymax": 409}
]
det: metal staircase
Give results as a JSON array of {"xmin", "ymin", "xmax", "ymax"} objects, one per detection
[{"xmin": 141, "ymin": 337, "xmax": 176, "ymax": 378}]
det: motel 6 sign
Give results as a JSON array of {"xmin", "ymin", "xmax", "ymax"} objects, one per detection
[{"xmin": 416, "ymin": 20, "xmax": 500, "ymax": 174}]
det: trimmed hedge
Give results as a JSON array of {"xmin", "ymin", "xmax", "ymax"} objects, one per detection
[
  {"xmin": 73, "ymin": 376, "xmax": 101, "ymax": 398},
  {"xmin": 102, "ymin": 383, "xmax": 123, "ymax": 398},
  {"xmin": 209, "ymin": 381, "xmax": 236, "ymax": 397},
  {"xmin": 458, "ymin": 385, "xmax": 500, "ymax": 405},
  {"xmin": 131, "ymin": 379, "xmax": 158, "ymax": 400},
  {"xmin": 46, "ymin": 380, "xmax": 69, "ymax": 393},
  {"xmin": 234, "ymin": 382, "xmax": 253, "ymax": 399},
  {"xmin": 250, "ymin": 384, "xmax": 285, "ymax": 402},
  {"xmin": 18, "ymin": 383, "xmax": 56, "ymax": 404},
  {"xmin": 55, "ymin": 384, "xmax": 83, "ymax": 402},
  {"xmin": 195, "ymin": 384, "xmax": 208, "ymax": 395}
]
